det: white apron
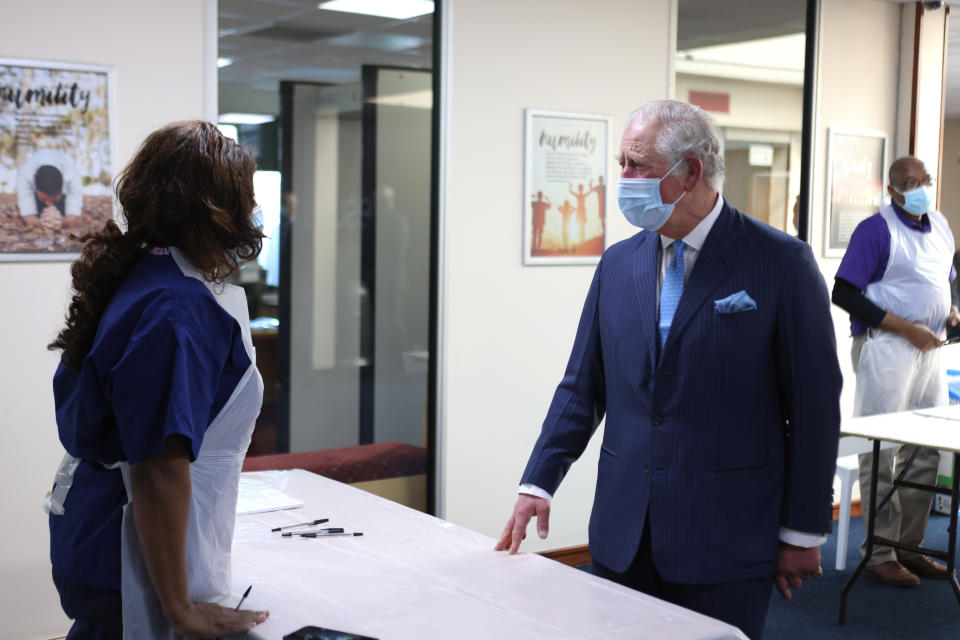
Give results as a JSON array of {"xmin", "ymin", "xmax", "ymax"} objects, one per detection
[
  {"xmin": 854, "ymin": 204, "xmax": 954, "ymax": 416},
  {"xmin": 118, "ymin": 248, "xmax": 263, "ymax": 639}
]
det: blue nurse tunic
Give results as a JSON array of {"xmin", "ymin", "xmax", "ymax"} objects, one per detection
[{"xmin": 49, "ymin": 249, "xmax": 251, "ymax": 592}]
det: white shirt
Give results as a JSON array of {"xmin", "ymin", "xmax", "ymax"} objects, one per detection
[
  {"xmin": 520, "ymin": 194, "xmax": 826, "ymax": 548},
  {"xmin": 16, "ymin": 149, "xmax": 83, "ymax": 216},
  {"xmin": 657, "ymin": 190, "xmax": 724, "ymax": 293}
]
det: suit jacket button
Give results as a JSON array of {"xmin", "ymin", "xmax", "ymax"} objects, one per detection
[
  {"xmin": 645, "ymin": 465, "xmax": 651, "ymax": 476},
  {"xmin": 651, "ymin": 414, "xmax": 663, "ymax": 426}
]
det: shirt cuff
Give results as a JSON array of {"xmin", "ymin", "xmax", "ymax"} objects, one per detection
[
  {"xmin": 779, "ymin": 527, "xmax": 827, "ymax": 548},
  {"xmin": 518, "ymin": 483, "xmax": 553, "ymax": 501}
]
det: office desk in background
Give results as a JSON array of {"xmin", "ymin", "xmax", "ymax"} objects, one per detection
[
  {"xmin": 839, "ymin": 405, "xmax": 960, "ymax": 623},
  {"xmin": 228, "ymin": 470, "xmax": 746, "ymax": 640}
]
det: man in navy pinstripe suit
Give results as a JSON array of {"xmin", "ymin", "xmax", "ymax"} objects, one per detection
[{"xmin": 495, "ymin": 100, "xmax": 842, "ymax": 639}]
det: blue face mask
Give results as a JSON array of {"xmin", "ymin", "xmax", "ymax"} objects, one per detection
[
  {"xmin": 897, "ymin": 186, "xmax": 931, "ymax": 216},
  {"xmin": 617, "ymin": 158, "xmax": 687, "ymax": 231}
]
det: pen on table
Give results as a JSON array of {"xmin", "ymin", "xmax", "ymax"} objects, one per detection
[
  {"xmin": 270, "ymin": 518, "xmax": 329, "ymax": 532},
  {"xmin": 282, "ymin": 531, "xmax": 363, "ymax": 538},
  {"xmin": 277, "ymin": 527, "xmax": 344, "ymax": 534},
  {"xmin": 234, "ymin": 585, "xmax": 252, "ymax": 612}
]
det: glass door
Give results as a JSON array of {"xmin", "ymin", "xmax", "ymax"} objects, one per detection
[{"xmin": 278, "ymin": 69, "xmax": 432, "ymax": 454}]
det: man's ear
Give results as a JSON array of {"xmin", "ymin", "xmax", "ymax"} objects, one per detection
[{"xmin": 683, "ymin": 155, "xmax": 703, "ymax": 191}]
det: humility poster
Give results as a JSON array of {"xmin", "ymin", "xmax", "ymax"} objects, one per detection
[
  {"xmin": 523, "ymin": 109, "xmax": 611, "ymax": 265},
  {"xmin": 0, "ymin": 59, "xmax": 114, "ymax": 260}
]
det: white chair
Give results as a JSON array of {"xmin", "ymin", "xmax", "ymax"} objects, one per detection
[
  {"xmin": 834, "ymin": 453, "xmax": 861, "ymax": 571},
  {"xmin": 833, "ymin": 437, "xmax": 899, "ymax": 570}
]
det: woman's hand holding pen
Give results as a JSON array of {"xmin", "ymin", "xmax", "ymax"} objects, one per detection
[{"xmin": 167, "ymin": 601, "xmax": 268, "ymax": 639}]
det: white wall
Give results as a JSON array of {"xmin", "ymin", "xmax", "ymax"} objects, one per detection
[
  {"xmin": 912, "ymin": 3, "xmax": 948, "ymax": 177},
  {"xmin": 941, "ymin": 119, "xmax": 960, "ymax": 245},
  {"xmin": 0, "ymin": 1, "xmax": 209, "ymax": 638},
  {"xmin": 438, "ymin": 0, "xmax": 674, "ymax": 551},
  {"xmin": 814, "ymin": 0, "xmax": 902, "ymax": 438},
  {"xmin": 676, "ymin": 74, "xmax": 804, "ymax": 133}
]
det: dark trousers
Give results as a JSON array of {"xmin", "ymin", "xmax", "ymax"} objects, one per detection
[
  {"xmin": 52, "ymin": 568, "xmax": 122, "ymax": 639},
  {"xmin": 590, "ymin": 520, "xmax": 773, "ymax": 640}
]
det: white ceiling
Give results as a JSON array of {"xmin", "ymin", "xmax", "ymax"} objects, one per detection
[
  {"xmin": 677, "ymin": 0, "xmax": 805, "ymax": 50},
  {"xmin": 218, "ymin": 0, "xmax": 432, "ymax": 91},
  {"xmin": 218, "ymin": 0, "xmax": 960, "ymax": 118}
]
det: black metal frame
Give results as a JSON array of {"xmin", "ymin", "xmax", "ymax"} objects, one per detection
[
  {"xmin": 277, "ymin": 80, "xmax": 295, "ymax": 454},
  {"xmin": 426, "ymin": 0, "xmax": 442, "ymax": 516},
  {"xmin": 797, "ymin": 0, "xmax": 818, "ymax": 244},
  {"xmin": 839, "ymin": 441, "xmax": 960, "ymax": 623},
  {"xmin": 359, "ymin": 65, "xmax": 378, "ymax": 446}
]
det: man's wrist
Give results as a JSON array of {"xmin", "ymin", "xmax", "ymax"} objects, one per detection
[
  {"xmin": 518, "ymin": 483, "xmax": 552, "ymax": 501},
  {"xmin": 779, "ymin": 527, "xmax": 826, "ymax": 548}
]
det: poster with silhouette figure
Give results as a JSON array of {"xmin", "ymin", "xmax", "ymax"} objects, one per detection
[
  {"xmin": 524, "ymin": 109, "xmax": 611, "ymax": 265},
  {"xmin": 0, "ymin": 58, "xmax": 115, "ymax": 261}
]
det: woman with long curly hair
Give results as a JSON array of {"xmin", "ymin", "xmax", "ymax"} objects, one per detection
[{"xmin": 46, "ymin": 120, "xmax": 269, "ymax": 639}]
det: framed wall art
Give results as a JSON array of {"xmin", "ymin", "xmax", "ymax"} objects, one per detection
[
  {"xmin": 523, "ymin": 109, "xmax": 611, "ymax": 265},
  {"xmin": 0, "ymin": 58, "xmax": 116, "ymax": 261},
  {"xmin": 824, "ymin": 127, "xmax": 887, "ymax": 257}
]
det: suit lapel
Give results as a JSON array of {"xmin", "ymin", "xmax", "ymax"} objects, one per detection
[
  {"xmin": 662, "ymin": 204, "xmax": 745, "ymax": 355},
  {"xmin": 632, "ymin": 232, "xmax": 660, "ymax": 366}
]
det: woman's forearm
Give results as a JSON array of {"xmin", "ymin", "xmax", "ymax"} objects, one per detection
[{"xmin": 129, "ymin": 435, "xmax": 194, "ymax": 628}]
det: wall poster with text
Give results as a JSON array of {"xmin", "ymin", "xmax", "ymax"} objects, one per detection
[
  {"xmin": 0, "ymin": 58, "xmax": 115, "ymax": 261},
  {"xmin": 824, "ymin": 127, "xmax": 887, "ymax": 258},
  {"xmin": 524, "ymin": 109, "xmax": 611, "ymax": 265}
]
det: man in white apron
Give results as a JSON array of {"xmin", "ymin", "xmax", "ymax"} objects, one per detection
[{"xmin": 833, "ymin": 156, "xmax": 960, "ymax": 586}]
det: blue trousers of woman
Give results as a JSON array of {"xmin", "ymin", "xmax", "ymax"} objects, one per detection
[{"xmin": 52, "ymin": 568, "xmax": 122, "ymax": 639}]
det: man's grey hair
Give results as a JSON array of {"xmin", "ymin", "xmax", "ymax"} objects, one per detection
[{"xmin": 626, "ymin": 100, "xmax": 725, "ymax": 190}]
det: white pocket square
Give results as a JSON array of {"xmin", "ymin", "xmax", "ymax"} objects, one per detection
[{"xmin": 714, "ymin": 290, "xmax": 757, "ymax": 314}]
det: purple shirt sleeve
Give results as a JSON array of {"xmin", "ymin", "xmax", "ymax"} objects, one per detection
[{"xmin": 835, "ymin": 214, "xmax": 890, "ymax": 290}]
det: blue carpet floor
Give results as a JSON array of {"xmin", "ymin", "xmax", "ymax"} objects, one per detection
[
  {"xmin": 579, "ymin": 513, "xmax": 959, "ymax": 639},
  {"xmin": 764, "ymin": 512, "xmax": 959, "ymax": 639}
]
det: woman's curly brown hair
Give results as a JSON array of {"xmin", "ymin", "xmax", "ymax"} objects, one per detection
[{"xmin": 49, "ymin": 120, "xmax": 262, "ymax": 371}]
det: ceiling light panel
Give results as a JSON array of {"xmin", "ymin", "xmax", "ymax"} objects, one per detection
[
  {"xmin": 319, "ymin": 0, "xmax": 434, "ymax": 20},
  {"xmin": 327, "ymin": 32, "xmax": 425, "ymax": 52},
  {"xmin": 219, "ymin": 113, "xmax": 277, "ymax": 125}
]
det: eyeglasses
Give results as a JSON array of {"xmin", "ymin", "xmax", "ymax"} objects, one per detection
[{"xmin": 896, "ymin": 176, "xmax": 934, "ymax": 191}]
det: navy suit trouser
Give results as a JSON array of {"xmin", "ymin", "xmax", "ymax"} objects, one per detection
[{"xmin": 590, "ymin": 518, "xmax": 773, "ymax": 640}]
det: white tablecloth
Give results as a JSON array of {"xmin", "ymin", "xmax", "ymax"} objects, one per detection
[
  {"xmin": 227, "ymin": 469, "xmax": 746, "ymax": 640},
  {"xmin": 841, "ymin": 404, "xmax": 960, "ymax": 452}
]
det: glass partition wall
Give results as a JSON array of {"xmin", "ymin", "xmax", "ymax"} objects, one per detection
[
  {"xmin": 676, "ymin": 0, "xmax": 812, "ymax": 238},
  {"xmin": 218, "ymin": 0, "xmax": 437, "ymax": 512}
]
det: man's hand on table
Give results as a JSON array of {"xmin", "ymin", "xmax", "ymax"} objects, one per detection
[
  {"xmin": 775, "ymin": 542, "xmax": 822, "ymax": 601},
  {"xmin": 494, "ymin": 493, "xmax": 550, "ymax": 554}
]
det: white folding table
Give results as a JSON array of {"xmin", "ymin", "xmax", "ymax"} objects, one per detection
[
  {"xmin": 226, "ymin": 469, "xmax": 746, "ymax": 640},
  {"xmin": 838, "ymin": 405, "xmax": 960, "ymax": 624}
]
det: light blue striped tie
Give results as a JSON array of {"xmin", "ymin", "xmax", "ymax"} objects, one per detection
[{"xmin": 659, "ymin": 240, "xmax": 685, "ymax": 350}]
